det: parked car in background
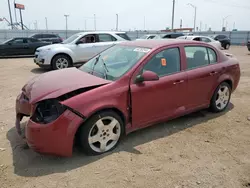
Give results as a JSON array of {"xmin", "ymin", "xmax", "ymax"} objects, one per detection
[
  {"xmin": 247, "ymin": 40, "xmax": 250, "ymax": 51},
  {"xmin": 136, "ymin": 34, "xmax": 161, "ymax": 40},
  {"xmin": 30, "ymin": 33, "xmax": 63, "ymax": 44},
  {"xmin": 0, "ymin": 37, "xmax": 51, "ymax": 57},
  {"xmin": 34, "ymin": 31, "xmax": 130, "ymax": 70},
  {"xmin": 16, "ymin": 40, "xmax": 240, "ymax": 156},
  {"xmin": 161, "ymin": 32, "xmax": 184, "ymax": 39},
  {"xmin": 211, "ymin": 35, "xmax": 231, "ymax": 50},
  {"xmin": 177, "ymin": 35, "xmax": 222, "ymax": 50}
]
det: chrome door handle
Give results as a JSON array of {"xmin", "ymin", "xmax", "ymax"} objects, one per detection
[{"xmin": 173, "ymin": 80, "xmax": 185, "ymax": 85}]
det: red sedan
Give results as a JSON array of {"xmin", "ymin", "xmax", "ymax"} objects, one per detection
[{"xmin": 15, "ymin": 40, "xmax": 240, "ymax": 157}]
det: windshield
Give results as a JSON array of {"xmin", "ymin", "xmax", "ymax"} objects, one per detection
[
  {"xmin": 1, "ymin": 39, "xmax": 12, "ymax": 44},
  {"xmin": 79, "ymin": 45, "xmax": 151, "ymax": 81},
  {"xmin": 62, "ymin": 34, "xmax": 80, "ymax": 44}
]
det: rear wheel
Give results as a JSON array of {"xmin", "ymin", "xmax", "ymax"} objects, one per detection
[
  {"xmin": 78, "ymin": 110, "xmax": 124, "ymax": 155},
  {"xmin": 51, "ymin": 54, "xmax": 72, "ymax": 70},
  {"xmin": 210, "ymin": 82, "xmax": 231, "ymax": 113}
]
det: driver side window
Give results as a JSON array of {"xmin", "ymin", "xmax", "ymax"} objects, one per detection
[
  {"xmin": 78, "ymin": 34, "xmax": 96, "ymax": 44},
  {"xmin": 143, "ymin": 48, "xmax": 181, "ymax": 77},
  {"xmin": 11, "ymin": 39, "xmax": 24, "ymax": 44}
]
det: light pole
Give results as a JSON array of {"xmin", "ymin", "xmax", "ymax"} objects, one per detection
[
  {"xmin": 187, "ymin": 3, "xmax": 197, "ymax": 32},
  {"xmin": 14, "ymin": 0, "xmax": 17, "ymax": 25},
  {"xmin": 171, "ymin": 0, "xmax": 175, "ymax": 31},
  {"xmin": 222, "ymin": 15, "xmax": 231, "ymax": 30},
  {"xmin": 45, "ymin": 17, "xmax": 48, "ymax": 31},
  {"xmin": 94, "ymin": 14, "xmax": 96, "ymax": 30},
  {"xmin": 7, "ymin": 0, "xmax": 14, "ymax": 29},
  {"xmin": 64, "ymin": 15, "xmax": 69, "ymax": 38},
  {"xmin": 116, "ymin": 14, "xmax": 118, "ymax": 31}
]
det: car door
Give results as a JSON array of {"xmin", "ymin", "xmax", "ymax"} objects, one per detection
[
  {"xmin": 130, "ymin": 46, "xmax": 188, "ymax": 128},
  {"xmin": 6, "ymin": 38, "xmax": 27, "ymax": 55},
  {"xmin": 73, "ymin": 34, "xmax": 98, "ymax": 62},
  {"xmin": 184, "ymin": 45, "xmax": 216, "ymax": 109}
]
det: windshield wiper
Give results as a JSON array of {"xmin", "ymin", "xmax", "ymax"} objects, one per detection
[
  {"xmin": 91, "ymin": 54, "xmax": 101, "ymax": 75},
  {"xmin": 100, "ymin": 58, "xmax": 109, "ymax": 79},
  {"xmin": 91, "ymin": 54, "xmax": 109, "ymax": 79}
]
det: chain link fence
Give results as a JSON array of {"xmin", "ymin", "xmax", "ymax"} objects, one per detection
[{"xmin": 0, "ymin": 29, "xmax": 249, "ymax": 45}]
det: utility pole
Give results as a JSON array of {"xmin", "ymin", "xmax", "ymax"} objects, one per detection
[
  {"xmin": 187, "ymin": 3, "xmax": 197, "ymax": 32},
  {"xmin": 180, "ymin": 18, "xmax": 183, "ymax": 28},
  {"xmin": 14, "ymin": 0, "xmax": 17, "ymax": 25},
  {"xmin": 144, "ymin": 16, "xmax": 146, "ymax": 30},
  {"xmin": 116, "ymin": 14, "xmax": 118, "ymax": 31},
  {"xmin": 7, "ymin": 0, "xmax": 14, "ymax": 29},
  {"xmin": 64, "ymin": 14, "xmax": 69, "ymax": 38},
  {"xmin": 45, "ymin": 17, "xmax": 48, "ymax": 31},
  {"xmin": 19, "ymin": 8, "xmax": 24, "ymax": 30},
  {"xmin": 171, "ymin": 0, "xmax": 175, "ymax": 31},
  {"xmin": 222, "ymin": 15, "xmax": 231, "ymax": 30},
  {"xmin": 94, "ymin": 14, "xmax": 96, "ymax": 30}
]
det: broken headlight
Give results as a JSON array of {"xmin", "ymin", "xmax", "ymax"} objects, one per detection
[{"xmin": 31, "ymin": 99, "xmax": 66, "ymax": 124}]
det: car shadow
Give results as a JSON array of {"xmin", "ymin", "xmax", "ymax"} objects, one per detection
[
  {"xmin": 7, "ymin": 103, "xmax": 234, "ymax": 177},
  {"xmin": 0, "ymin": 56, "xmax": 34, "ymax": 59},
  {"xmin": 30, "ymin": 68, "xmax": 50, "ymax": 74}
]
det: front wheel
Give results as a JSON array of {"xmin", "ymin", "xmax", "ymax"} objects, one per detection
[
  {"xmin": 78, "ymin": 111, "xmax": 124, "ymax": 155},
  {"xmin": 51, "ymin": 54, "xmax": 72, "ymax": 70},
  {"xmin": 210, "ymin": 82, "xmax": 231, "ymax": 113}
]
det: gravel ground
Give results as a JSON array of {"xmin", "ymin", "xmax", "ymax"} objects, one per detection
[{"xmin": 0, "ymin": 46, "xmax": 250, "ymax": 188}]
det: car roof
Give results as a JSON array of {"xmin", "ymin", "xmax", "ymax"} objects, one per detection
[
  {"xmin": 119, "ymin": 39, "xmax": 206, "ymax": 48},
  {"xmin": 181, "ymin": 35, "xmax": 212, "ymax": 39},
  {"xmin": 76, "ymin": 31, "xmax": 127, "ymax": 35}
]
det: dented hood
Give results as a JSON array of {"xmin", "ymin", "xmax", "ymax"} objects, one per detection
[{"xmin": 23, "ymin": 68, "xmax": 111, "ymax": 104}]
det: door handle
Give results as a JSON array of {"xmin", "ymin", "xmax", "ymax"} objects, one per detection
[
  {"xmin": 173, "ymin": 80, "xmax": 185, "ymax": 85},
  {"xmin": 209, "ymin": 71, "xmax": 218, "ymax": 76}
]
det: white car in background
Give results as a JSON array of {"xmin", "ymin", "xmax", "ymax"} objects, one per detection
[
  {"xmin": 177, "ymin": 35, "xmax": 222, "ymax": 50},
  {"xmin": 136, "ymin": 34, "xmax": 161, "ymax": 40},
  {"xmin": 34, "ymin": 31, "xmax": 131, "ymax": 70}
]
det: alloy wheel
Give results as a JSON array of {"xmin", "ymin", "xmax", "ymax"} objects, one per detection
[
  {"xmin": 215, "ymin": 85, "xmax": 230, "ymax": 110},
  {"xmin": 55, "ymin": 58, "xmax": 69, "ymax": 69},
  {"xmin": 88, "ymin": 116, "xmax": 121, "ymax": 153}
]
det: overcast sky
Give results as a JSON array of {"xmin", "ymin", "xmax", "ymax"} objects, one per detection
[{"xmin": 0, "ymin": 0, "xmax": 250, "ymax": 31}]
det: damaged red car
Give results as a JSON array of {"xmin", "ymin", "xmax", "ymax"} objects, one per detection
[{"xmin": 15, "ymin": 40, "xmax": 240, "ymax": 157}]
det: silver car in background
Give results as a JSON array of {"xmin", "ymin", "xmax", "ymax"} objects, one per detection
[{"xmin": 34, "ymin": 31, "xmax": 131, "ymax": 70}]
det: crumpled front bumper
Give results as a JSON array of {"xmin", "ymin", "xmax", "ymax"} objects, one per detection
[{"xmin": 15, "ymin": 93, "xmax": 31, "ymax": 136}]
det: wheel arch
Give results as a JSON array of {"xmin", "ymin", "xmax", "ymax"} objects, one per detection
[
  {"xmin": 73, "ymin": 107, "xmax": 126, "ymax": 146},
  {"xmin": 50, "ymin": 53, "xmax": 73, "ymax": 67},
  {"xmin": 210, "ymin": 78, "xmax": 233, "ymax": 102}
]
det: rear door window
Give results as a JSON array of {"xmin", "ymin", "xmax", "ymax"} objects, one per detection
[
  {"xmin": 98, "ymin": 34, "xmax": 117, "ymax": 42},
  {"xmin": 184, "ymin": 46, "xmax": 217, "ymax": 70}
]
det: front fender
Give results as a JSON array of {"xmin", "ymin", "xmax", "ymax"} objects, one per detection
[{"xmin": 47, "ymin": 48, "xmax": 76, "ymax": 64}]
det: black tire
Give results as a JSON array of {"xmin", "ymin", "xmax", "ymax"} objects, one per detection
[
  {"xmin": 78, "ymin": 110, "xmax": 124, "ymax": 155},
  {"xmin": 51, "ymin": 54, "xmax": 72, "ymax": 70},
  {"xmin": 210, "ymin": 82, "xmax": 231, "ymax": 113}
]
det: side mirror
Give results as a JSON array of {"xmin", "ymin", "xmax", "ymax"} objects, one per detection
[
  {"xmin": 75, "ymin": 40, "xmax": 83, "ymax": 45},
  {"xmin": 135, "ymin": 70, "xmax": 159, "ymax": 83}
]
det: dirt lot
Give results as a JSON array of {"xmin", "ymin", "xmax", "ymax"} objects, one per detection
[{"xmin": 0, "ymin": 46, "xmax": 250, "ymax": 188}]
